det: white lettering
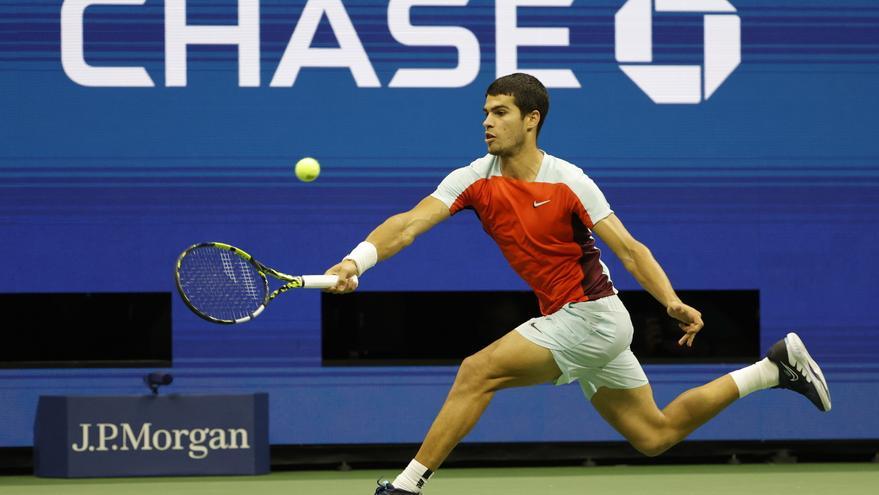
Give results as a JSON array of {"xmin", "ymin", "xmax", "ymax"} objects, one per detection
[
  {"xmin": 495, "ymin": 0, "xmax": 579, "ymax": 88},
  {"xmin": 387, "ymin": 0, "xmax": 479, "ymax": 88},
  {"xmin": 188, "ymin": 428, "xmax": 210, "ymax": 459},
  {"xmin": 71, "ymin": 423, "xmax": 91, "ymax": 452},
  {"xmin": 271, "ymin": 0, "xmax": 380, "ymax": 87},
  {"xmin": 165, "ymin": 0, "xmax": 260, "ymax": 87},
  {"xmin": 72, "ymin": 423, "xmax": 252, "ymax": 459},
  {"xmin": 96, "ymin": 423, "xmax": 119, "ymax": 451},
  {"xmin": 227, "ymin": 428, "xmax": 250, "ymax": 449},
  {"xmin": 172, "ymin": 428, "xmax": 189, "ymax": 451},
  {"xmin": 59, "ymin": 1, "xmax": 629, "ymax": 91},
  {"xmin": 152, "ymin": 429, "xmax": 173, "ymax": 451},
  {"xmin": 208, "ymin": 428, "xmax": 227, "ymax": 450},
  {"xmin": 120, "ymin": 422, "xmax": 153, "ymax": 451},
  {"xmin": 60, "ymin": 0, "xmax": 155, "ymax": 87}
]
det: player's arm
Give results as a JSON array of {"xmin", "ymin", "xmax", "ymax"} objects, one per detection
[
  {"xmin": 592, "ymin": 214, "xmax": 704, "ymax": 347},
  {"xmin": 324, "ymin": 195, "xmax": 450, "ymax": 293}
]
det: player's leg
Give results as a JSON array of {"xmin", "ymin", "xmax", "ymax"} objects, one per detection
[
  {"xmin": 567, "ymin": 295, "xmax": 739, "ymax": 456},
  {"xmin": 590, "ymin": 377, "xmax": 738, "ymax": 457},
  {"xmin": 377, "ymin": 329, "xmax": 562, "ymax": 494},
  {"xmin": 590, "ymin": 332, "xmax": 831, "ymax": 457},
  {"xmin": 415, "ymin": 329, "xmax": 561, "ymax": 468}
]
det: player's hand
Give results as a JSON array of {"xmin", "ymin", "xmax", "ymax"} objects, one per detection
[
  {"xmin": 324, "ymin": 260, "xmax": 360, "ymax": 294},
  {"xmin": 667, "ymin": 300, "xmax": 703, "ymax": 347}
]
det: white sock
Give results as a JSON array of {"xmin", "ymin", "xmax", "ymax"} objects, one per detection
[
  {"xmin": 392, "ymin": 459, "xmax": 433, "ymax": 493},
  {"xmin": 729, "ymin": 357, "xmax": 780, "ymax": 398}
]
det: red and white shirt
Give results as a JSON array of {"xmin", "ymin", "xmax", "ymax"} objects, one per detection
[{"xmin": 431, "ymin": 152, "xmax": 617, "ymax": 315}]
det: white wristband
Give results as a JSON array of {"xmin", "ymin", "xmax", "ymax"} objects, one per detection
[{"xmin": 344, "ymin": 241, "xmax": 378, "ymax": 276}]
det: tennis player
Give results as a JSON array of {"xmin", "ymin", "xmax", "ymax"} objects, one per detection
[{"xmin": 324, "ymin": 73, "xmax": 831, "ymax": 495}]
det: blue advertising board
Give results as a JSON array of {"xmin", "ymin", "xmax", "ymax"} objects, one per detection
[{"xmin": 34, "ymin": 393, "xmax": 269, "ymax": 477}]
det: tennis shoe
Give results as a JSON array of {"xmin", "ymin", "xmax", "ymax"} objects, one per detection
[
  {"xmin": 374, "ymin": 479, "xmax": 419, "ymax": 495},
  {"xmin": 766, "ymin": 332, "xmax": 831, "ymax": 412}
]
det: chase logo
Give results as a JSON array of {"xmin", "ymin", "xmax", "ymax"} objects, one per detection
[
  {"xmin": 615, "ymin": 0, "xmax": 741, "ymax": 104},
  {"xmin": 59, "ymin": 0, "xmax": 741, "ymax": 104}
]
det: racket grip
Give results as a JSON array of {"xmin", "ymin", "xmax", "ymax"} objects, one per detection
[{"xmin": 301, "ymin": 274, "xmax": 359, "ymax": 289}]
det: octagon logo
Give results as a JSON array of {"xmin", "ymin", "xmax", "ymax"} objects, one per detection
[{"xmin": 615, "ymin": 0, "xmax": 741, "ymax": 104}]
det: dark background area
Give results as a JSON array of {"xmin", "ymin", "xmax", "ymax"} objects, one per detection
[
  {"xmin": 323, "ymin": 290, "xmax": 758, "ymax": 365},
  {"xmin": 0, "ymin": 293, "xmax": 171, "ymax": 368}
]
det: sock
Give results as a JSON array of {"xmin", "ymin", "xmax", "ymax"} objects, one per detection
[
  {"xmin": 392, "ymin": 459, "xmax": 434, "ymax": 493},
  {"xmin": 729, "ymin": 357, "xmax": 780, "ymax": 398}
]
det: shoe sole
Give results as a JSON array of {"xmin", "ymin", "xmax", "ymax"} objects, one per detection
[{"xmin": 785, "ymin": 332, "xmax": 832, "ymax": 412}]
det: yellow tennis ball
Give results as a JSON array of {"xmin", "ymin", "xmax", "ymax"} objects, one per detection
[{"xmin": 295, "ymin": 157, "xmax": 320, "ymax": 182}]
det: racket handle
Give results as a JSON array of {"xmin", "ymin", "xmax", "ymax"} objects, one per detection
[{"xmin": 301, "ymin": 274, "xmax": 359, "ymax": 289}]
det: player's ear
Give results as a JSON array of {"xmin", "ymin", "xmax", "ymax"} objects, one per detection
[{"xmin": 525, "ymin": 110, "xmax": 541, "ymax": 133}]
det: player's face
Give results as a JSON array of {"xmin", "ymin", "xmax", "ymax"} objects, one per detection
[{"xmin": 482, "ymin": 94, "xmax": 529, "ymax": 157}]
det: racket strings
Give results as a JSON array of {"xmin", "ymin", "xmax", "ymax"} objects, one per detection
[
  {"xmin": 220, "ymin": 251, "xmax": 238, "ymax": 283},
  {"xmin": 239, "ymin": 258, "xmax": 262, "ymax": 300},
  {"xmin": 178, "ymin": 246, "xmax": 268, "ymax": 321}
]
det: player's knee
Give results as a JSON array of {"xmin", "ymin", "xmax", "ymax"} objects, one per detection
[
  {"xmin": 631, "ymin": 436, "xmax": 672, "ymax": 458},
  {"xmin": 455, "ymin": 354, "xmax": 490, "ymax": 390}
]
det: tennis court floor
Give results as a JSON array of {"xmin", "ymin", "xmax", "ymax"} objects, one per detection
[{"xmin": 2, "ymin": 464, "xmax": 877, "ymax": 494}]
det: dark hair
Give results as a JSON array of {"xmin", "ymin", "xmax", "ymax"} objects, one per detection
[{"xmin": 486, "ymin": 73, "xmax": 549, "ymax": 136}]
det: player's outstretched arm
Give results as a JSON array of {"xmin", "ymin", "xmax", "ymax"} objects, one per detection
[
  {"xmin": 592, "ymin": 214, "xmax": 704, "ymax": 347},
  {"xmin": 324, "ymin": 195, "xmax": 450, "ymax": 293}
]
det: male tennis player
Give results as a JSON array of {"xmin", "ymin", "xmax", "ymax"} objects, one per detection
[{"xmin": 324, "ymin": 73, "xmax": 831, "ymax": 495}]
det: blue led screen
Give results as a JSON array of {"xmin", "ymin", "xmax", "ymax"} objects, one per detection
[{"xmin": 0, "ymin": 0, "xmax": 877, "ymax": 446}]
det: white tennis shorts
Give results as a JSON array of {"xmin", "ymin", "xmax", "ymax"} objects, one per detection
[{"xmin": 515, "ymin": 294, "xmax": 649, "ymax": 399}]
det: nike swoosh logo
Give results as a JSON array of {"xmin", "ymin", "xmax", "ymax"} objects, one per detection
[
  {"xmin": 533, "ymin": 200, "xmax": 551, "ymax": 208},
  {"xmin": 779, "ymin": 361, "xmax": 798, "ymax": 382}
]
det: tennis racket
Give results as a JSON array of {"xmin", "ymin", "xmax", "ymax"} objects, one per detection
[{"xmin": 175, "ymin": 242, "xmax": 352, "ymax": 324}]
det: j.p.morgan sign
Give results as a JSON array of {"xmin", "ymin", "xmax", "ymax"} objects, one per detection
[
  {"xmin": 34, "ymin": 394, "xmax": 269, "ymax": 477},
  {"xmin": 71, "ymin": 422, "xmax": 252, "ymax": 460}
]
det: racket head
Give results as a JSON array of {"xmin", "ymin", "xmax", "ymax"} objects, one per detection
[{"xmin": 175, "ymin": 242, "xmax": 271, "ymax": 324}]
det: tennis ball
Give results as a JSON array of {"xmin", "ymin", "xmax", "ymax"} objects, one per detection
[{"xmin": 295, "ymin": 157, "xmax": 320, "ymax": 182}]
